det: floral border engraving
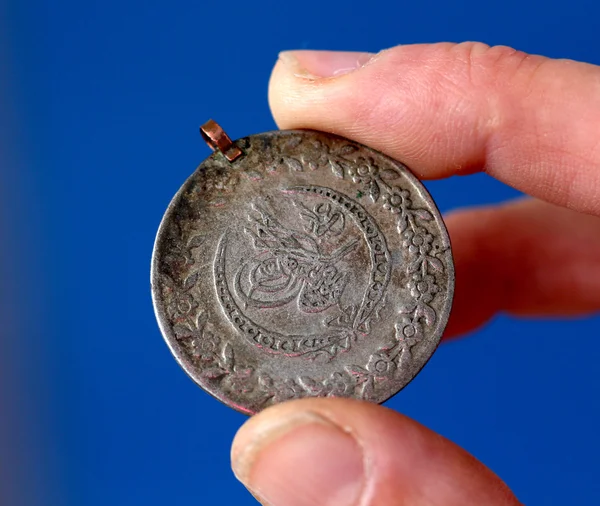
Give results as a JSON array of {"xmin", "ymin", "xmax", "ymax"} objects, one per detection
[{"xmin": 160, "ymin": 134, "xmax": 448, "ymax": 407}]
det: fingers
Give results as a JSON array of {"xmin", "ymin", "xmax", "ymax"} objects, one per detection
[
  {"xmin": 231, "ymin": 398, "xmax": 520, "ymax": 506},
  {"xmin": 269, "ymin": 43, "xmax": 600, "ymax": 216},
  {"xmin": 444, "ymin": 198, "xmax": 600, "ymax": 338}
]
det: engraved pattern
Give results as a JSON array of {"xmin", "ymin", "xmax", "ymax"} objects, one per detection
[
  {"xmin": 153, "ymin": 131, "xmax": 453, "ymax": 413},
  {"xmin": 212, "ymin": 186, "xmax": 392, "ymax": 361}
]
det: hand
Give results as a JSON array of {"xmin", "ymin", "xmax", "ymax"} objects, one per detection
[{"xmin": 230, "ymin": 43, "xmax": 600, "ymax": 505}]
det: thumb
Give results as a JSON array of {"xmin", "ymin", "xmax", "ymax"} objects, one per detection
[
  {"xmin": 269, "ymin": 43, "xmax": 600, "ymax": 216},
  {"xmin": 231, "ymin": 398, "xmax": 520, "ymax": 506}
]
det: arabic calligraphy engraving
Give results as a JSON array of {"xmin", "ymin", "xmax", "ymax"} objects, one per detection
[{"xmin": 235, "ymin": 201, "xmax": 356, "ymax": 314}]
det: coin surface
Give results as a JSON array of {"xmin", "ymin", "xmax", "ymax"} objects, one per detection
[{"xmin": 151, "ymin": 126, "xmax": 454, "ymax": 415}]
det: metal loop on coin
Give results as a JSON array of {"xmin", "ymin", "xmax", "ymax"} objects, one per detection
[
  {"xmin": 152, "ymin": 122, "xmax": 454, "ymax": 415},
  {"xmin": 200, "ymin": 119, "xmax": 243, "ymax": 162}
]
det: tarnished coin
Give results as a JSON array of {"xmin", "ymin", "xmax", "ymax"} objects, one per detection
[{"xmin": 151, "ymin": 121, "xmax": 454, "ymax": 415}]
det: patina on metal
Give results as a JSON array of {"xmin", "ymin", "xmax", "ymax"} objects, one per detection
[{"xmin": 151, "ymin": 120, "xmax": 454, "ymax": 415}]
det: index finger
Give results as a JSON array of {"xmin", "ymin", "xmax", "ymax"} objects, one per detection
[{"xmin": 269, "ymin": 43, "xmax": 600, "ymax": 216}]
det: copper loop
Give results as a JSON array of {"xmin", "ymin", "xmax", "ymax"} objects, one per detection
[{"xmin": 200, "ymin": 119, "xmax": 243, "ymax": 162}]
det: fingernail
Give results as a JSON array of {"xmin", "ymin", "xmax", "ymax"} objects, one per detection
[
  {"xmin": 232, "ymin": 411, "xmax": 364, "ymax": 506},
  {"xmin": 278, "ymin": 50, "xmax": 375, "ymax": 79}
]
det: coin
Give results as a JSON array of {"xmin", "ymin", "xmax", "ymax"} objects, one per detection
[{"xmin": 151, "ymin": 121, "xmax": 454, "ymax": 415}]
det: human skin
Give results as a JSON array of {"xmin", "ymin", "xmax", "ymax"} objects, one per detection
[{"xmin": 230, "ymin": 43, "xmax": 600, "ymax": 505}]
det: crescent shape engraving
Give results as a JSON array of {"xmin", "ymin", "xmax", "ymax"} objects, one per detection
[{"xmin": 213, "ymin": 186, "xmax": 392, "ymax": 357}]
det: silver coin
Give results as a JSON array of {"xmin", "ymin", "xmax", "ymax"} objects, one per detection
[{"xmin": 151, "ymin": 124, "xmax": 454, "ymax": 415}]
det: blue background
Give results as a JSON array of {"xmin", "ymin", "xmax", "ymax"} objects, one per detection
[{"xmin": 4, "ymin": 0, "xmax": 600, "ymax": 504}]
